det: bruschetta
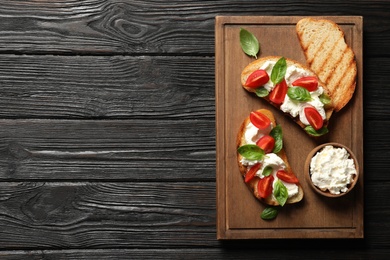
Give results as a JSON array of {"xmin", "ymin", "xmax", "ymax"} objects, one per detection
[
  {"xmin": 241, "ymin": 56, "xmax": 334, "ymax": 137},
  {"xmin": 237, "ymin": 109, "xmax": 304, "ymax": 206}
]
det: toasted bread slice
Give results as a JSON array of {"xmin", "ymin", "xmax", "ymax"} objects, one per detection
[
  {"xmin": 241, "ymin": 56, "xmax": 334, "ymax": 136},
  {"xmin": 237, "ymin": 109, "xmax": 304, "ymax": 206},
  {"xmin": 296, "ymin": 18, "xmax": 357, "ymax": 112}
]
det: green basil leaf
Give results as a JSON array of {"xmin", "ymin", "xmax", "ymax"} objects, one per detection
[
  {"xmin": 271, "ymin": 57, "xmax": 287, "ymax": 84},
  {"xmin": 304, "ymin": 126, "xmax": 329, "ymax": 136},
  {"xmin": 239, "ymin": 28, "xmax": 260, "ymax": 59},
  {"xmin": 269, "ymin": 125, "xmax": 283, "ymax": 153},
  {"xmin": 287, "ymin": 87, "xmax": 312, "ymax": 102},
  {"xmin": 262, "ymin": 166, "xmax": 273, "ymax": 177},
  {"xmin": 319, "ymin": 93, "xmax": 331, "ymax": 105},
  {"xmin": 237, "ymin": 144, "xmax": 265, "ymax": 160},
  {"xmin": 261, "ymin": 207, "xmax": 279, "ymax": 220},
  {"xmin": 274, "ymin": 180, "xmax": 288, "ymax": 206},
  {"xmin": 255, "ymin": 87, "xmax": 269, "ymax": 97}
]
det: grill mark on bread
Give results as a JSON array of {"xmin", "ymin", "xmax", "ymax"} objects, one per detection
[
  {"xmin": 320, "ymin": 37, "xmax": 347, "ymax": 83},
  {"xmin": 325, "ymin": 51, "xmax": 348, "ymax": 93},
  {"xmin": 334, "ymin": 59, "xmax": 357, "ymax": 110},
  {"xmin": 325, "ymin": 48, "xmax": 356, "ymax": 110},
  {"xmin": 305, "ymin": 29, "xmax": 330, "ymax": 64},
  {"xmin": 296, "ymin": 18, "xmax": 357, "ymax": 112},
  {"xmin": 327, "ymin": 48, "xmax": 354, "ymax": 92},
  {"xmin": 310, "ymin": 30, "xmax": 338, "ymax": 74}
]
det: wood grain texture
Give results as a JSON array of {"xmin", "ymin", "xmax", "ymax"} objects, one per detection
[
  {"xmin": 0, "ymin": 181, "xmax": 388, "ymax": 250},
  {"xmin": 0, "ymin": 182, "xmax": 390, "ymax": 250},
  {"xmin": 0, "ymin": 119, "xmax": 215, "ymax": 180},
  {"xmin": 2, "ymin": 248, "xmax": 390, "ymax": 260},
  {"xmin": 0, "ymin": 0, "xmax": 214, "ymax": 54},
  {"xmin": 363, "ymin": 57, "xmax": 390, "ymax": 120},
  {"xmin": 364, "ymin": 121, "xmax": 390, "ymax": 180},
  {"xmin": 0, "ymin": 55, "xmax": 214, "ymax": 119},
  {"xmin": 0, "ymin": 182, "xmax": 216, "ymax": 249},
  {"xmin": 0, "ymin": 0, "xmax": 389, "ymax": 56}
]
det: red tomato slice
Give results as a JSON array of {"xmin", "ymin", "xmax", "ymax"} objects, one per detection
[
  {"xmin": 258, "ymin": 175, "xmax": 274, "ymax": 199},
  {"xmin": 276, "ymin": 170, "xmax": 299, "ymax": 184},
  {"xmin": 304, "ymin": 106, "xmax": 323, "ymax": 130},
  {"xmin": 256, "ymin": 135, "xmax": 275, "ymax": 154},
  {"xmin": 292, "ymin": 76, "xmax": 318, "ymax": 92},
  {"xmin": 245, "ymin": 163, "xmax": 261, "ymax": 183},
  {"xmin": 269, "ymin": 79, "xmax": 287, "ymax": 105},
  {"xmin": 245, "ymin": 69, "xmax": 270, "ymax": 88},
  {"xmin": 250, "ymin": 111, "xmax": 271, "ymax": 130}
]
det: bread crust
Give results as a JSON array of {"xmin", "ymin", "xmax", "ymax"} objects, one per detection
[
  {"xmin": 241, "ymin": 56, "xmax": 334, "ymax": 133},
  {"xmin": 296, "ymin": 18, "xmax": 357, "ymax": 112},
  {"xmin": 236, "ymin": 109, "xmax": 304, "ymax": 206}
]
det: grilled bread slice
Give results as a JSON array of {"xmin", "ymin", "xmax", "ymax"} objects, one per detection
[
  {"xmin": 237, "ymin": 109, "xmax": 304, "ymax": 206},
  {"xmin": 296, "ymin": 18, "xmax": 357, "ymax": 112},
  {"xmin": 241, "ymin": 56, "xmax": 334, "ymax": 136}
]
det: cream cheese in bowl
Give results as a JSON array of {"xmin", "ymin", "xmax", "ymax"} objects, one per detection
[{"xmin": 305, "ymin": 143, "xmax": 359, "ymax": 197}]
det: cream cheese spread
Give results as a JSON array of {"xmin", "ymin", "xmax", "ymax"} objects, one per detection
[
  {"xmin": 259, "ymin": 60, "xmax": 311, "ymax": 92},
  {"xmin": 257, "ymin": 153, "xmax": 286, "ymax": 177},
  {"xmin": 310, "ymin": 145, "xmax": 357, "ymax": 194},
  {"xmin": 256, "ymin": 153, "xmax": 299, "ymax": 198},
  {"xmin": 278, "ymin": 181, "xmax": 299, "ymax": 199},
  {"xmin": 259, "ymin": 60, "xmax": 277, "ymax": 92},
  {"xmin": 243, "ymin": 122, "xmax": 272, "ymax": 145},
  {"xmin": 281, "ymin": 86, "xmax": 326, "ymax": 125}
]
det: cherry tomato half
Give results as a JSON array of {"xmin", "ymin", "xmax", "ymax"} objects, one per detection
[
  {"xmin": 245, "ymin": 163, "xmax": 261, "ymax": 183},
  {"xmin": 250, "ymin": 111, "xmax": 271, "ymax": 130},
  {"xmin": 276, "ymin": 170, "xmax": 299, "ymax": 184},
  {"xmin": 258, "ymin": 175, "xmax": 274, "ymax": 199},
  {"xmin": 304, "ymin": 106, "xmax": 324, "ymax": 130},
  {"xmin": 292, "ymin": 76, "xmax": 318, "ymax": 92},
  {"xmin": 245, "ymin": 69, "xmax": 270, "ymax": 88},
  {"xmin": 269, "ymin": 79, "xmax": 288, "ymax": 105},
  {"xmin": 256, "ymin": 135, "xmax": 275, "ymax": 154}
]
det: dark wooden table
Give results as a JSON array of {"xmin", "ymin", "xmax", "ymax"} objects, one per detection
[{"xmin": 0, "ymin": 1, "xmax": 389, "ymax": 259}]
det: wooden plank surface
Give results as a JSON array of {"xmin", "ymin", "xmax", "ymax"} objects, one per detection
[
  {"xmin": 0, "ymin": 181, "xmax": 388, "ymax": 249},
  {"xmin": 0, "ymin": 182, "xmax": 216, "ymax": 249},
  {"xmin": 0, "ymin": 119, "xmax": 215, "ymax": 180},
  {"xmin": 216, "ymin": 16, "xmax": 363, "ymax": 239},
  {"xmin": 0, "ymin": 0, "xmax": 389, "ymax": 259},
  {"xmin": 0, "ymin": 1, "xmax": 389, "ymax": 57},
  {"xmin": 0, "ymin": 0, "xmax": 215, "ymax": 55},
  {"xmin": 0, "ymin": 55, "xmax": 214, "ymax": 119},
  {"xmin": 2, "ymin": 248, "xmax": 390, "ymax": 260}
]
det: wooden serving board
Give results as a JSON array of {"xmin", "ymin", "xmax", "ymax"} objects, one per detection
[{"xmin": 215, "ymin": 16, "xmax": 363, "ymax": 239}]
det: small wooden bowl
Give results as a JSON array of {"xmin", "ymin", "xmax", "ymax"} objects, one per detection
[{"xmin": 304, "ymin": 142, "xmax": 359, "ymax": 198}]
